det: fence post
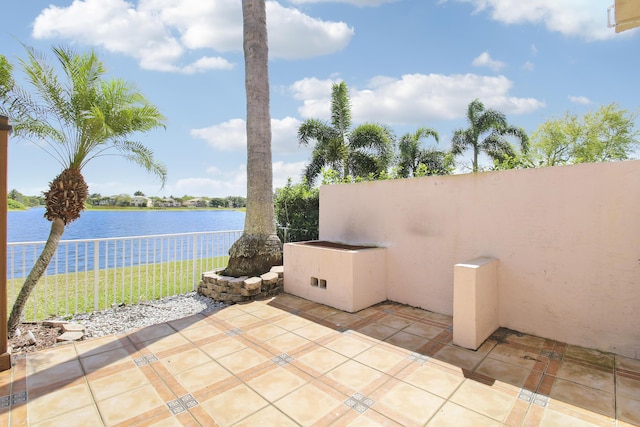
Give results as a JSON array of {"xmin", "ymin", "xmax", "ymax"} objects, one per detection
[
  {"xmin": 1, "ymin": 116, "xmax": 12, "ymax": 371},
  {"xmin": 93, "ymin": 240, "xmax": 100, "ymax": 311}
]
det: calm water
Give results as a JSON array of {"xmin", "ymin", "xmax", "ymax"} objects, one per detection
[{"xmin": 8, "ymin": 208, "xmax": 246, "ymax": 242}]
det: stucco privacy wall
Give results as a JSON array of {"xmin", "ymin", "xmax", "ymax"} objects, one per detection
[{"xmin": 319, "ymin": 160, "xmax": 640, "ymax": 358}]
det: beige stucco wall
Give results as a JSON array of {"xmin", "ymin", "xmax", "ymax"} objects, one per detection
[{"xmin": 319, "ymin": 160, "xmax": 640, "ymax": 358}]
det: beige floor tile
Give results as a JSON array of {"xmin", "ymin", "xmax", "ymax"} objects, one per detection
[
  {"xmin": 26, "ymin": 345, "xmax": 78, "ymax": 373},
  {"xmin": 384, "ymin": 331, "xmax": 430, "ymax": 352},
  {"xmin": 450, "ymin": 379, "xmax": 517, "ymax": 422},
  {"xmin": 475, "ymin": 357, "xmax": 532, "ymax": 388},
  {"xmin": 247, "ymin": 306, "xmax": 285, "ymax": 320},
  {"xmin": 166, "ymin": 313, "xmax": 210, "ymax": 331},
  {"xmin": 149, "ymin": 416, "xmax": 184, "ymax": 427},
  {"xmin": 211, "ymin": 306, "xmax": 246, "ymax": 320},
  {"xmin": 325, "ymin": 312, "xmax": 362, "ymax": 329},
  {"xmin": 564, "ymin": 346, "xmax": 615, "ymax": 370},
  {"xmin": 79, "ymin": 346, "xmax": 133, "ymax": 374},
  {"xmin": 403, "ymin": 362, "xmax": 464, "ymax": 398},
  {"xmin": 199, "ymin": 336, "xmax": 245, "ymax": 359},
  {"xmin": 324, "ymin": 335, "xmax": 374, "ymax": 358},
  {"xmin": 174, "ymin": 360, "xmax": 231, "ymax": 392},
  {"xmin": 223, "ymin": 313, "xmax": 262, "ymax": 329},
  {"xmin": 97, "ymin": 382, "xmax": 165, "ymax": 425},
  {"xmin": 200, "ymin": 384, "xmax": 269, "ymax": 426},
  {"xmin": 376, "ymin": 314, "xmax": 414, "ymax": 330},
  {"xmin": 487, "ymin": 343, "xmax": 540, "ymax": 369},
  {"xmin": 403, "ymin": 322, "xmax": 444, "ymax": 339},
  {"xmin": 28, "ymin": 382, "xmax": 94, "ymax": 424},
  {"xmin": 128, "ymin": 323, "xmax": 176, "ymax": 343},
  {"xmin": 217, "ymin": 347, "xmax": 269, "ymax": 375},
  {"xmin": 354, "ymin": 345, "xmax": 407, "ymax": 373},
  {"xmin": 555, "ymin": 360, "xmax": 614, "ymax": 393},
  {"xmin": 617, "ymin": 355, "xmax": 640, "ymax": 373},
  {"xmin": 247, "ymin": 367, "xmax": 307, "ymax": 401},
  {"xmin": 27, "ymin": 359, "xmax": 85, "ymax": 390},
  {"xmin": 535, "ymin": 407, "xmax": 610, "ymax": 427},
  {"xmin": 427, "ymin": 401, "xmax": 501, "ymax": 426},
  {"xmin": 273, "ymin": 314, "xmax": 312, "ymax": 331},
  {"xmin": 617, "ymin": 395, "xmax": 640, "ymax": 426},
  {"xmin": 245, "ymin": 324, "xmax": 287, "ymax": 342},
  {"xmin": 233, "ymin": 405, "xmax": 299, "ymax": 426},
  {"xmin": 357, "ymin": 323, "xmax": 398, "ymax": 341},
  {"xmin": 296, "ymin": 347, "xmax": 348, "ymax": 375},
  {"xmin": 550, "ymin": 378, "xmax": 615, "ymax": 418},
  {"xmin": 178, "ymin": 324, "xmax": 223, "ymax": 342},
  {"xmin": 161, "ymin": 347, "xmax": 211, "ymax": 375},
  {"xmin": 376, "ymin": 381, "xmax": 444, "ymax": 425},
  {"xmin": 306, "ymin": 305, "xmax": 341, "ymax": 319},
  {"xmin": 326, "ymin": 360, "xmax": 385, "ymax": 392},
  {"xmin": 274, "ymin": 383, "xmax": 342, "ymax": 426},
  {"xmin": 336, "ymin": 412, "xmax": 403, "ymax": 426},
  {"xmin": 264, "ymin": 332, "xmax": 310, "ymax": 354},
  {"xmin": 74, "ymin": 335, "xmax": 126, "ymax": 358},
  {"xmin": 31, "ymin": 403, "xmax": 102, "ymax": 427},
  {"xmin": 88, "ymin": 366, "xmax": 149, "ymax": 401},
  {"xmin": 434, "ymin": 345, "xmax": 485, "ymax": 371},
  {"xmin": 144, "ymin": 332, "xmax": 191, "ymax": 354},
  {"xmin": 617, "ymin": 374, "xmax": 640, "ymax": 400},
  {"xmin": 294, "ymin": 322, "xmax": 337, "ymax": 341}
]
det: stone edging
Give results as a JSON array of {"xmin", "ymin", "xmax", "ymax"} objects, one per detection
[{"xmin": 197, "ymin": 265, "xmax": 284, "ymax": 303}]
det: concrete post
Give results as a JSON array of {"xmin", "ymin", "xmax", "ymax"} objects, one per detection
[{"xmin": 0, "ymin": 115, "xmax": 11, "ymax": 371}]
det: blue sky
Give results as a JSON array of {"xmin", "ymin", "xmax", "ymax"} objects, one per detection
[{"xmin": 2, "ymin": 0, "xmax": 638, "ymax": 198}]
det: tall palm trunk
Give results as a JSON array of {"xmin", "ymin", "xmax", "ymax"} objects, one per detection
[
  {"xmin": 7, "ymin": 219, "xmax": 64, "ymax": 336},
  {"xmin": 226, "ymin": 0, "xmax": 282, "ymax": 277}
]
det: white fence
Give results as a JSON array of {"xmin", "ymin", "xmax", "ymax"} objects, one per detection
[{"xmin": 6, "ymin": 230, "xmax": 242, "ymax": 321}]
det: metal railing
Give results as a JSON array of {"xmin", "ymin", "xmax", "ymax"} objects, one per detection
[{"xmin": 6, "ymin": 230, "xmax": 242, "ymax": 321}]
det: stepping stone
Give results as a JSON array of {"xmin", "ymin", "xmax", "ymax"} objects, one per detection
[
  {"xmin": 57, "ymin": 331, "xmax": 84, "ymax": 342},
  {"xmin": 43, "ymin": 320, "xmax": 69, "ymax": 328},
  {"xmin": 62, "ymin": 323, "xmax": 86, "ymax": 333}
]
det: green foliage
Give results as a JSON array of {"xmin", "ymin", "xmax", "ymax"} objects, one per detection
[
  {"xmin": 0, "ymin": 54, "xmax": 13, "ymax": 100},
  {"xmin": 274, "ymin": 178, "xmax": 319, "ymax": 243},
  {"xmin": 529, "ymin": 103, "xmax": 639, "ymax": 166},
  {"xmin": 8, "ymin": 199, "xmax": 27, "ymax": 210},
  {"xmin": 7, "ymin": 189, "xmax": 44, "ymax": 207}
]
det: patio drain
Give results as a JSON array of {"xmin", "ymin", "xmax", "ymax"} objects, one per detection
[
  {"xmin": 517, "ymin": 389, "xmax": 548, "ymax": 407},
  {"xmin": 167, "ymin": 394, "xmax": 199, "ymax": 414},
  {"xmin": 0, "ymin": 392, "xmax": 27, "ymax": 408},
  {"xmin": 271, "ymin": 353, "xmax": 294, "ymax": 366},
  {"xmin": 225, "ymin": 328, "xmax": 244, "ymax": 336},
  {"xmin": 345, "ymin": 392, "xmax": 374, "ymax": 413},
  {"xmin": 134, "ymin": 354, "xmax": 159, "ymax": 366}
]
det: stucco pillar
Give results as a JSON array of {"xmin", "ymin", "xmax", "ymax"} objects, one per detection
[{"xmin": 0, "ymin": 116, "xmax": 11, "ymax": 371}]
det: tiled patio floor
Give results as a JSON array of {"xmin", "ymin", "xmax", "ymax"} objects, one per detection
[{"xmin": 1, "ymin": 293, "xmax": 639, "ymax": 426}]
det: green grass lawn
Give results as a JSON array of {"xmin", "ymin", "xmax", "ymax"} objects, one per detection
[{"xmin": 7, "ymin": 256, "xmax": 229, "ymax": 321}]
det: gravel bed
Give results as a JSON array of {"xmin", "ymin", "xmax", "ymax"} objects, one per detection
[{"xmin": 61, "ymin": 292, "xmax": 228, "ymax": 338}]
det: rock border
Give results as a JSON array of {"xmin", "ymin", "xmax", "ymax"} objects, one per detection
[{"xmin": 197, "ymin": 265, "xmax": 284, "ymax": 303}]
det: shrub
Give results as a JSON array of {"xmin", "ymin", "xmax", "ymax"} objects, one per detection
[{"xmin": 274, "ymin": 178, "xmax": 319, "ymax": 243}]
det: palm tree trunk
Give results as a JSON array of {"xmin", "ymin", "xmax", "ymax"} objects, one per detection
[
  {"xmin": 225, "ymin": 0, "xmax": 282, "ymax": 277},
  {"xmin": 473, "ymin": 145, "xmax": 479, "ymax": 172},
  {"xmin": 7, "ymin": 218, "xmax": 65, "ymax": 337}
]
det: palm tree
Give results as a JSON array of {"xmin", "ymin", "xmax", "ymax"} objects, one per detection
[
  {"xmin": 451, "ymin": 99, "xmax": 529, "ymax": 172},
  {"xmin": 298, "ymin": 82, "xmax": 394, "ymax": 185},
  {"xmin": 225, "ymin": 0, "xmax": 282, "ymax": 277},
  {"xmin": 2, "ymin": 45, "xmax": 166, "ymax": 336},
  {"xmin": 397, "ymin": 127, "xmax": 452, "ymax": 177}
]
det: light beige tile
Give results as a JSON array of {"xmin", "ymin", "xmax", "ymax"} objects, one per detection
[
  {"xmin": 435, "ymin": 345, "xmax": 485, "ymax": 371},
  {"xmin": 403, "ymin": 363, "xmax": 464, "ymax": 398},
  {"xmin": 245, "ymin": 324, "xmax": 287, "ymax": 342},
  {"xmin": 27, "ymin": 345, "xmax": 78, "ymax": 373},
  {"xmin": 201, "ymin": 384, "xmax": 269, "ymax": 426},
  {"xmin": 618, "ymin": 395, "xmax": 640, "ymax": 426},
  {"xmin": 144, "ymin": 332, "xmax": 191, "ymax": 354},
  {"xmin": 74, "ymin": 335, "xmax": 126, "ymax": 358},
  {"xmin": 384, "ymin": 331, "xmax": 429, "ymax": 352},
  {"xmin": 97, "ymin": 383, "xmax": 165, "ymax": 425},
  {"xmin": 297, "ymin": 347, "xmax": 348, "ymax": 375},
  {"xmin": 128, "ymin": 323, "xmax": 175, "ymax": 343},
  {"xmin": 174, "ymin": 360, "xmax": 231, "ymax": 392},
  {"xmin": 427, "ymin": 401, "xmax": 500, "ymax": 426},
  {"xmin": 28, "ymin": 382, "xmax": 93, "ymax": 424},
  {"xmin": 179, "ymin": 324, "xmax": 223, "ymax": 342},
  {"xmin": 233, "ymin": 405, "xmax": 299, "ymax": 427},
  {"xmin": 550, "ymin": 378, "xmax": 615, "ymax": 418},
  {"xmin": 274, "ymin": 383, "xmax": 342, "ymax": 426},
  {"xmin": 79, "ymin": 346, "xmax": 133, "ymax": 374},
  {"xmin": 27, "ymin": 359, "xmax": 85, "ymax": 390},
  {"xmin": 475, "ymin": 357, "xmax": 532, "ymax": 388},
  {"xmin": 450, "ymin": 379, "xmax": 516, "ymax": 422},
  {"xmin": 324, "ymin": 335, "xmax": 374, "ymax": 358},
  {"xmin": 326, "ymin": 360, "xmax": 384, "ymax": 392},
  {"xmin": 377, "ymin": 381, "xmax": 444, "ymax": 425},
  {"xmin": 294, "ymin": 323, "xmax": 337, "ymax": 341},
  {"xmin": 273, "ymin": 315, "xmax": 312, "ymax": 331},
  {"xmin": 247, "ymin": 367, "xmax": 307, "ymax": 401},
  {"xmin": 217, "ymin": 347, "xmax": 269, "ymax": 375},
  {"xmin": 31, "ymin": 403, "xmax": 102, "ymax": 427},
  {"xmin": 354, "ymin": 345, "xmax": 407, "ymax": 373},
  {"xmin": 264, "ymin": 332, "xmax": 310, "ymax": 354},
  {"xmin": 88, "ymin": 366, "xmax": 149, "ymax": 401},
  {"xmin": 223, "ymin": 313, "xmax": 262, "ymax": 329},
  {"xmin": 199, "ymin": 336, "xmax": 245, "ymax": 359},
  {"xmin": 161, "ymin": 347, "xmax": 210, "ymax": 375}
]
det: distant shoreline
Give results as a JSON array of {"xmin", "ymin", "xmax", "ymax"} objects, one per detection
[{"xmin": 8, "ymin": 206, "xmax": 246, "ymax": 213}]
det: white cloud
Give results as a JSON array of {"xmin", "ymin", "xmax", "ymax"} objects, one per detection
[
  {"xmin": 32, "ymin": 0, "xmax": 354, "ymax": 72},
  {"xmin": 191, "ymin": 116, "xmax": 303, "ymax": 154},
  {"xmin": 288, "ymin": 0, "xmax": 398, "ymax": 6},
  {"xmin": 446, "ymin": 0, "xmax": 616, "ymax": 41},
  {"xmin": 568, "ymin": 95, "xmax": 592, "ymax": 105},
  {"xmin": 272, "ymin": 160, "xmax": 307, "ymax": 189},
  {"xmin": 472, "ymin": 51, "xmax": 506, "ymax": 72},
  {"xmin": 522, "ymin": 61, "xmax": 535, "ymax": 71},
  {"xmin": 292, "ymin": 73, "xmax": 545, "ymax": 124}
]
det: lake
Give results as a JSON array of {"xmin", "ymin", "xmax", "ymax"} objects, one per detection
[{"xmin": 8, "ymin": 208, "xmax": 246, "ymax": 242}]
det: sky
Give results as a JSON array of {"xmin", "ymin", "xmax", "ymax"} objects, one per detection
[{"xmin": 1, "ymin": 0, "xmax": 638, "ymax": 198}]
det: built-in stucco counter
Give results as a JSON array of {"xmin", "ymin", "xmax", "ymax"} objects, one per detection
[{"xmin": 283, "ymin": 241, "xmax": 387, "ymax": 313}]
